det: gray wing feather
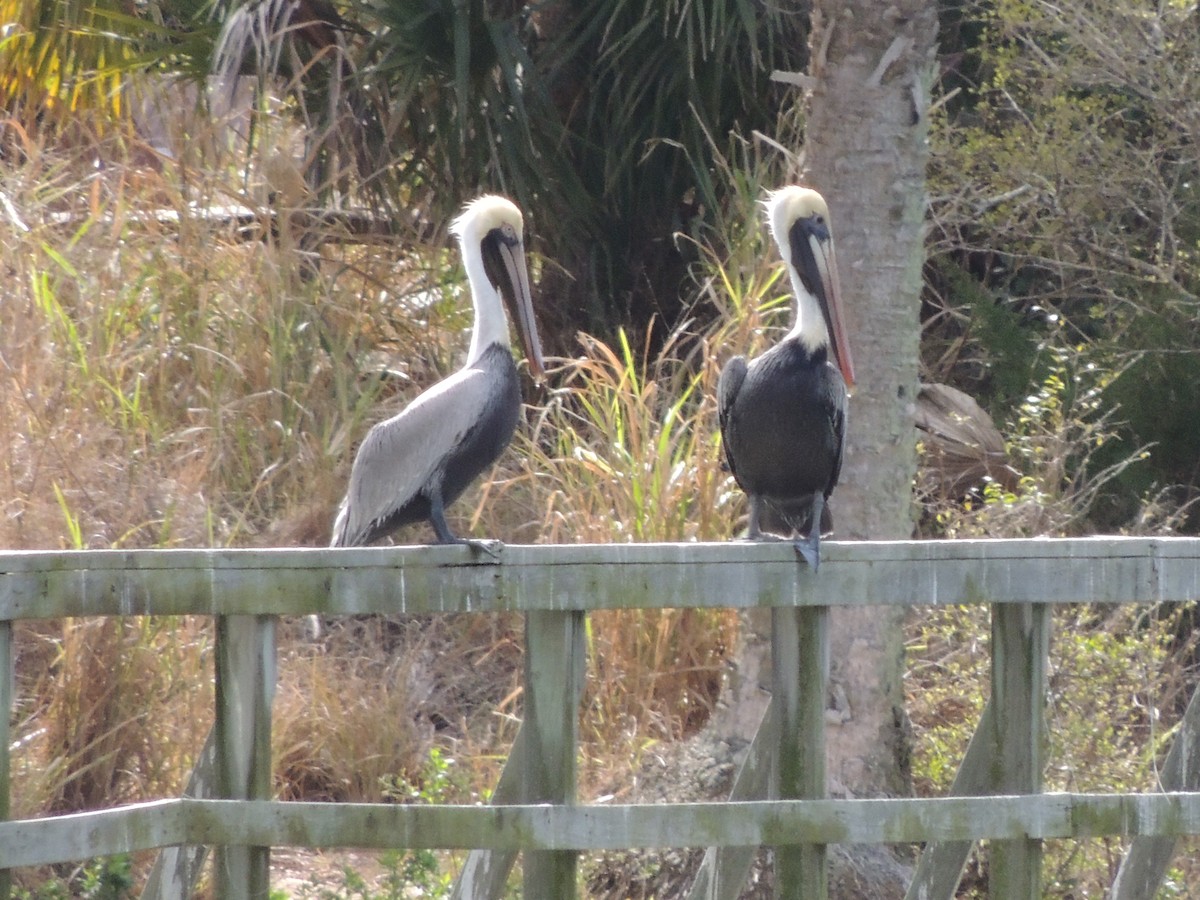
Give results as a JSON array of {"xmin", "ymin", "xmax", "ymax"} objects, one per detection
[
  {"xmin": 827, "ymin": 371, "xmax": 849, "ymax": 494},
  {"xmin": 717, "ymin": 356, "xmax": 748, "ymax": 472},
  {"xmin": 333, "ymin": 366, "xmax": 492, "ymax": 546}
]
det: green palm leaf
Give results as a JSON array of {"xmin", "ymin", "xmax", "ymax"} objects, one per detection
[{"xmin": 0, "ymin": 0, "xmax": 217, "ymax": 129}]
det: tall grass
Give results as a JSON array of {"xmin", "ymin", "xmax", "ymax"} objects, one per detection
[
  {"xmin": 0, "ymin": 118, "xmax": 775, "ymax": 832},
  {"xmin": 4, "ymin": 112, "xmax": 1195, "ymax": 896}
]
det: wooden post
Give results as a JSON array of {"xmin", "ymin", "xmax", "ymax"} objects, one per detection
[
  {"xmin": 450, "ymin": 620, "xmax": 588, "ymax": 900},
  {"xmin": 521, "ymin": 609, "xmax": 586, "ymax": 898},
  {"xmin": 1, "ymin": 620, "xmax": 11, "ymax": 900},
  {"xmin": 772, "ymin": 605, "xmax": 828, "ymax": 897},
  {"xmin": 213, "ymin": 614, "xmax": 275, "ymax": 900},
  {"xmin": 989, "ymin": 603, "xmax": 1049, "ymax": 900}
]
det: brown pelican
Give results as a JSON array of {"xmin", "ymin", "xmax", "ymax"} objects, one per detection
[
  {"xmin": 331, "ymin": 195, "xmax": 545, "ymax": 549},
  {"xmin": 717, "ymin": 186, "xmax": 855, "ymax": 571}
]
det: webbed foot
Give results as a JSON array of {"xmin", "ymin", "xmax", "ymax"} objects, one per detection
[
  {"xmin": 458, "ymin": 538, "xmax": 504, "ymax": 559},
  {"xmin": 793, "ymin": 532, "xmax": 821, "ymax": 572}
]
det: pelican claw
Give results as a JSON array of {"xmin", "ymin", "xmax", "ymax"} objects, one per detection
[{"xmin": 463, "ymin": 538, "xmax": 504, "ymax": 560}]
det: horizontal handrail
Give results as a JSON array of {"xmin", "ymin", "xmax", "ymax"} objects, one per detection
[
  {"xmin": 4, "ymin": 793, "xmax": 1200, "ymax": 869},
  {"xmin": 2, "ymin": 537, "xmax": 1198, "ymax": 618}
]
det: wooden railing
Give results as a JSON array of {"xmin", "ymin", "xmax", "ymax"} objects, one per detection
[{"xmin": 3, "ymin": 538, "xmax": 1200, "ymax": 899}]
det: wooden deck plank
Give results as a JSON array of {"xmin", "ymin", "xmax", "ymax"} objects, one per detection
[
  {"xmin": 686, "ymin": 702, "xmax": 777, "ymax": 900},
  {"xmin": 904, "ymin": 701, "xmax": 995, "ymax": 900},
  {"xmin": 140, "ymin": 730, "xmax": 217, "ymax": 900}
]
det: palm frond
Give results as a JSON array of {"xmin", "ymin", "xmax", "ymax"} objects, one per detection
[
  {"xmin": 210, "ymin": 0, "xmax": 805, "ymax": 339},
  {"xmin": 0, "ymin": 0, "xmax": 217, "ymax": 130}
]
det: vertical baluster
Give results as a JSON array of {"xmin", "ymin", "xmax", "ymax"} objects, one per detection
[
  {"xmin": 214, "ymin": 614, "xmax": 276, "ymax": 900},
  {"xmin": 1, "ymin": 620, "xmax": 12, "ymax": 900},
  {"xmin": 989, "ymin": 602, "xmax": 1049, "ymax": 900},
  {"xmin": 522, "ymin": 609, "xmax": 586, "ymax": 898},
  {"xmin": 773, "ymin": 605, "xmax": 828, "ymax": 898}
]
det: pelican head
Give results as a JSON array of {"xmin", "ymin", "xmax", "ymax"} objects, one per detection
[
  {"xmin": 767, "ymin": 186, "xmax": 855, "ymax": 388},
  {"xmin": 452, "ymin": 195, "xmax": 546, "ymax": 379}
]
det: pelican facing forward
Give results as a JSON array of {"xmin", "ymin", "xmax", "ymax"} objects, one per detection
[
  {"xmin": 331, "ymin": 195, "xmax": 545, "ymax": 548},
  {"xmin": 718, "ymin": 186, "xmax": 855, "ymax": 571}
]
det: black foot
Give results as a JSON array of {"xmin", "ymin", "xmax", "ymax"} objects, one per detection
[
  {"xmin": 747, "ymin": 532, "xmax": 786, "ymax": 543},
  {"xmin": 461, "ymin": 538, "xmax": 503, "ymax": 559},
  {"xmin": 793, "ymin": 534, "xmax": 821, "ymax": 572}
]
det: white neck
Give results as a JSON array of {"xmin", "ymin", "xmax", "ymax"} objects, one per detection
[
  {"xmin": 463, "ymin": 242, "xmax": 510, "ymax": 366},
  {"xmin": 784, "ymin": 266, "xmax": 830, "ymax": 353}
]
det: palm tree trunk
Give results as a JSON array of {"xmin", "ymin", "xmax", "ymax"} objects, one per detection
[
  {"xmin": 804, "ymin": 0, "xmax": 935, "ymax": 796},
  {"xmin": 799, "ymin": 0, "xmax": 937, "ymax": 893}
]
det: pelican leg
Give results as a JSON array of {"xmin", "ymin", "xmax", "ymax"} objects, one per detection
[
  {"xmin": 746, "ymin": 496, "xmax": 764, "ymax": 540},
  {"xmin": 428, "ymin": 486, "xmax": 503, "ymax": 559},
  {"xmin": 793, "ymin": 493, "xmax": 824, "ymax": 572},
  {"xmin": 745, "ymin": 496, "xmax": 788, "ymax": 543},
  {"xmin": 428, "ymin": 486, "xmax": 461, "ymax": 543}
]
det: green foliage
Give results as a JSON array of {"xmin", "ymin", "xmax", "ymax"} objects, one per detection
[
  {"xmin": 0, "ymin": 0, "xmax": 218, "ymax": 131},
  {"xmin": 928, "ymin": 0, "xmax": 1200, "ymax": 532},
  {"xmin": 909, "ymin": 601, "xmax": 1200, "ymax": 896},
  {"xmin": 285, "ymin": 749, "xmax": 464, "ymax": 899},
  {"xmin": 14, "ymin": 854, "xmax": 134, "ymax": 899},
  {"xmin": 379, "ymin": 746, "xmax": 458, "ymax": 805},
  {"xmin": 288, "ymin": 848, "xmax": 451, "ymax": 900},
  {"xmin": 209, "ymin": 0, "xmax": 803, "ymax": 339},
  {"xmin": 926, "ymin": 327, "xmax": 1157, "ymax": 539}
]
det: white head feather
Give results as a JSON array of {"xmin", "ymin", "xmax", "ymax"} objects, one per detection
[
  {"xmin": 765, "ymin": 186, "xmax": 834, "ymax": 350},
  {"xmin": 451, "ymin": 194, "xmax": 524, "ymax": 247},
  {"xmin": 450, "ymin": 195, "xmax": 525, "ymax": 365}
]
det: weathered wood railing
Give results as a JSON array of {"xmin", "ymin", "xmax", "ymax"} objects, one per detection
[{"xmin": 3, "ymin": 538, "xmax": 1200, "ymax": 899}]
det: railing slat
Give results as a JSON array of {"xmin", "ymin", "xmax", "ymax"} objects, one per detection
[
  {"xmin": 141, "ymin": 729, "xmax": 218, "ymax": 900},
  {"xmin": 214, "ymin": 614, "xmax": 275, "ymax": 900},
  {"xmin": 521, "ymin": 609, "xmax": 586, "ymax": 898},
  {"xmin": 449, "ymin": 725, "xmax": 527, "ymax": 899},
  {"xmin": 4, "ymin": 540, "xmax": 1200, "ymax": 899},
  {"xmin": 773, "ymin": 605, "xmax": 828, "ymax": 897},
  {"xmin": 1112, "ymin": 681, "xmax": 1200, "ymax": 899},
  {"xmin": 904, "ymin": 701, "xmax": 995, "ymax": 900},
  {"xmin": 1, "ymin": 620, "xmax": 11, "ymax": 900},
  {"xmin": 6, "ymin": 537, "xmax": 1200, "ymax": 618},
  {"xmin": 686, "ymin": 702, "xmax": 776, "ymax": 900},
  {"xmin": 989, "ymin": 603, "xmax": 1050, "ymax": 899},
  {"xmin": 7, "ymin": 792, "xmax": 1200, "ymax": 865}
]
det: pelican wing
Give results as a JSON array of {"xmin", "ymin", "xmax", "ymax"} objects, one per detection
[
  {"xmin": 825, "ymin": 366, "xmax": 849, "ymax": 496},
  {"xmin": 333, "ymin": 365, "xmax": 492, "ymax": 546},
  {"xmin": 717, "ymin": 355, "xmax": 748, "ymax": 478}
]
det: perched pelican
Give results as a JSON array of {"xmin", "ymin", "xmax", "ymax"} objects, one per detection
[
  {"xmin": 717, "ymin": 186, "xmax": 855, "ymax": 571},
  {"xmin": 331, "ymin": 195, "xmax": 545, "ymax": 549}
]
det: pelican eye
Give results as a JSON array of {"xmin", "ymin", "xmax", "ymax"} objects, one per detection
[{"xmin": 497, "ymin": 222, "xmax": 520, "ymax": 245}]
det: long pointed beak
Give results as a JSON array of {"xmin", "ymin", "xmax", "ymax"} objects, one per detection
[
  {"xmin": 498, "ymin": 242, "xmax": 546, "ymax": 380},
  {"xmin": 806, "ymin": 235, "xmax": 856, "ymax": 389}
]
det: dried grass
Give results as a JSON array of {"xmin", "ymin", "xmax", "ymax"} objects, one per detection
[
  {"xmin": 1, "ymin": 120, "xmax": 752, "ymax": 835},
  {"xmin": 5, "ymin": 110, "xmax": 1196, "ymax": 898}
]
